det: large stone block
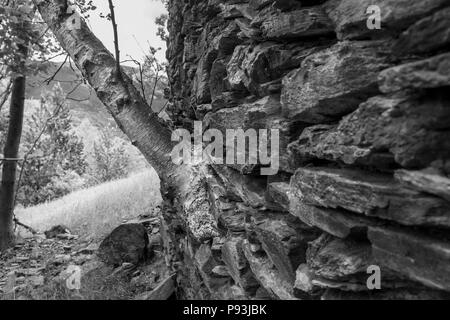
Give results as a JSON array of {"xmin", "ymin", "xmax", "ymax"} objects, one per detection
[
  {"xmin": 368, "ymin": 226, "xmax": 450, "ymax": 292},
  {"xmin": 306, "ymin": 234, "xmax": 411, "ymax": 292},
  {"xmin": 394, "ymin": 7, "xmax": 450, "ymax": 54},
  {"xmin": 379, "ymin": 53, "xmax": 450, "ymax": 93},
  {"xmin": 307, "ymin": 234, "xmax": 373, "ymax": 280},
  {"xmin": 242, "ymin": 241, "xmax": 298, "ymax": 300},
  {"xmin": 289, "ymin": 92, "xmax": 450, "ymax": 169},
  {"xmin": 281, "ymin": 41, "xmax": 390, "ymax": 123},
  {"xmin": 227, "ymin": 43, "xmax": 319, "ymax": 96},
  {"xmin": 98, "ymin": 224, "xmax": 149, "ymax": 267},
  {"xmin": 291, "ymin": 167, "xmax": 450, "ymax": 228},
  {"xmin": 254, "ymin": 7, "xmax": 335, "ymax": 40},
  {"xmin": 325, "ymin": 0, "xmax": 450, "ymax": 40}
]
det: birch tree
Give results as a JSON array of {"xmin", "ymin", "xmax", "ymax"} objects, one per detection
[{"xmin": 32, "ymin": 0, "xmax": 218, "ymax": 244}]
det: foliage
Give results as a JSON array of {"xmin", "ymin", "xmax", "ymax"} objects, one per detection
[
  {"xmin": 0, "ymin": 0, "xmax": 61, "ymax": 77},
  {"xmin": 0, "ymin": 105, "xmax": 7, "ymax": 148},
  {"xmin": 155, "ymin": 14, "xmax": 169, "ymax": 42},
  {"xmin": 88, "ymin": 125, "xmax": 130, "ymax": 185},
  {"xmin": 16, "ymin": 85, "xmax": 87, "ymax": 207}
]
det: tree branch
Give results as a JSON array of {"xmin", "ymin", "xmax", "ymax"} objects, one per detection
[
  {"xmin": 14, "ymin": 218, "xmax": 37, "ymax": 235},
  {"xmin": 44, "ymin": 54, "xmax": 69, "ymax": 85},
  {"xmin": 108, "ymin": 0, "xmax": 122, "ymax": 79},
  {"xmin": 0, "ymin": 79, "xmax": 13, "ymax": 112},
  {"xmin": 13, "ymin": 100, "xmax": 64, "ymax": 209}
]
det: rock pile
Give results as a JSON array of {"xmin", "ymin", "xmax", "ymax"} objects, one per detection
[{"xmin": 163, "ymin": 0, "xmax": 450, "ymax": 299}]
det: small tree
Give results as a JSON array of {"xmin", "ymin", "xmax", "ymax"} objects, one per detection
[
  {"xmin": 88, "ymin": 126, "xmax": 130, "ymax": 184},
  {"xmin": 17, "ymin": 85, "xmax": 87, "ymax": 207}
]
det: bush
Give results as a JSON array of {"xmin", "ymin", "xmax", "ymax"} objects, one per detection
[{"xmin": 87, "ymin": 125, "xmax": 130, "ymax": 185}]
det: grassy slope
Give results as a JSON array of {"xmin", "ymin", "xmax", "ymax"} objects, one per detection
[{"xmin": 16, "ymin": 170, "xmax": 162, "ymax": 243}]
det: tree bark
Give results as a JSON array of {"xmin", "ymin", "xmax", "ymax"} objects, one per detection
[
  {"xmin": 0, "ymin": 0, "xmax": 33, "ymax": 250},
  {"xmin": 0, "ymin": 75, "xmax": 26, "ymax": 251},
  {"xmin": 33, "ymin": 0, "xmax": 218, "ymax": 242}
]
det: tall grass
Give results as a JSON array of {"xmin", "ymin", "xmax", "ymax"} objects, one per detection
[{"xmin": 16, "ymin": 170, "xmax": 162, "ymax": 243}]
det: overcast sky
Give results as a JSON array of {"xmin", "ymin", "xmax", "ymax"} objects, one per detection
[{"xmin": 86, "ymin": 0, "xmax": 168, "ymax": 64}]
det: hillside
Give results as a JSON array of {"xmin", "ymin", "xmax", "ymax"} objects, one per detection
[{"xmin": 16, "ymin": 169, "xmax": 161, "ymax": 243}]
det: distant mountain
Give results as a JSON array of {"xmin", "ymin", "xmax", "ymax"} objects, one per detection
[{"xmin": 26, "ymin": 61, "xmax": 167, "ymax": 128}]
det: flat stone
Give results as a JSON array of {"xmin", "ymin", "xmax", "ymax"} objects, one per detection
[
  {"xmin": 394, "ymin": 6, "xmax": 450, "ymax": 54},
  {"xmin": 281, "ymin": 41, "xmax": 390, "ymax": 123},
  {"xmin": 325, "ymin": 0, "xmax": 450, "ymax": 40},
  {"xmin": 289, "ymin": 195, "xmax": 376, "ymax": 239},
  {"xmin": 307, "ymin": 234, "xmax": 374, "ymax": 281},
  {"xmin": 379, "ymin": 53, "xmax": 450, "ymax": 93},
  {"xmin": 368, "ymin": 226, "xmax": 450, "ymax": 292},
  {"xmin": 242, "ymin": 241, "xmax": 298, "ymax": 300},
  {"xmin": 291, "ymin": 167, "xmax": 450, "ymax": 228},
  {"xmin": 255, "ymin": 7, "xmax": 334, "ymax": 40},
  {"xmin": 289, "ymin": 92, "xmax": 450, "ymax": 169},
  {"xmin": 395, "ymin": 169, "xmax": 450, "ymax": 202}
]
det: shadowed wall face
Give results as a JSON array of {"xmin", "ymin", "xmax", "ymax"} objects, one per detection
[{"xmin": 164, "ymin": 0, "xmax": 450, "ymax": 300}]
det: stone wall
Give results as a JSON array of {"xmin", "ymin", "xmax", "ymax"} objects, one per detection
[{"xmin": 164, "ymin": 0, "xmax": 450, "ymax": 300}]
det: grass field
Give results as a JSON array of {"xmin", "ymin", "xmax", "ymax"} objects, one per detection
[{"xmin": 15, "ymin": 169, "xmax": 162, "ymax": 243}]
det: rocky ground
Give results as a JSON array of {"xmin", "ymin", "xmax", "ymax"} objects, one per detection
[{"xmin": 0, "ymin": 212, "xmax": 174, "ymax": 300}]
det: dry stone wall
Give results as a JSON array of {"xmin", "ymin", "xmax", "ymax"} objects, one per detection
[{"xmin": 164, "ymin": 0, "xmax": 450, "ymax": 300}]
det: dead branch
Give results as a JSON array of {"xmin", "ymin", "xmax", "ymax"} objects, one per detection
[
  {"xmin": 0, "ymin": 79, "xmax": 13, "ymax": 112},
  {"xmin": 44, "ymin": 54, "xmax": 69, "ymax": 85},
  {"xmin": 108, "ymin": 0, "xmax": 122, "ymax": 77},
  {"xmin": 14, "ymin": 218, "xmax": 37, "ymax": 234}
]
